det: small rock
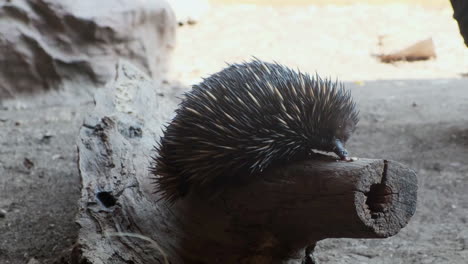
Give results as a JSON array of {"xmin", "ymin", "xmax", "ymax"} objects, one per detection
[
  {"xmin": 0, "ymin": 208, "xmax": 7, "ymax": 218},
  {"xmin": 412, "ymin": 102, "xmax": 417, "ymax": 107},
  {"xmin": 40, "ymin": 132, "xmax": 54, "ymax": 144},
  {"xmin": 27, "ymin": 258, "xmax": 41, "ymax": 264},
  {"xmin": 23, "ymin": 158, "xmax": 34, "ymax": 170},
  {"xmin": 432, "ymin": 162, "xmax": 442, "ymax": 172},
  {"xmin": 52, "ymin": 154, "xmax": 63, "ymax": 160},
  {"xmin": 170, "ymin": 0, "xmax": 210, "ymax": 25}
]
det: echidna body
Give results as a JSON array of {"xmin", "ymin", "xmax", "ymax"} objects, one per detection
[{"xmin": 151, "ymin": 59, "xmax": 359, "ymax": 202}]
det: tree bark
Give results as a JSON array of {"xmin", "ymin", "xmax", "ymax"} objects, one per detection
[{"xmin": 72, "ymin": 61, "xmax": 418, "ymax": 264}]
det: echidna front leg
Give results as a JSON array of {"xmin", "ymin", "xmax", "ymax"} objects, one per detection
[{"xmin": 333, "ymin": 139, "xmax": 352, "ymax": 161}]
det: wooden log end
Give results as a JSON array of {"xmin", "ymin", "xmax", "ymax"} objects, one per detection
[{"xmin": 355, "ymin": 160, "xmax": 418, "ymax": 238}]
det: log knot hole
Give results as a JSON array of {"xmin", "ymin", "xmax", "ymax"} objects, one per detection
[
  {"xmin": 97, "ymin": 191, "xmax": 117, "ymax": 208},
  {"xmin": 365, "ymin": 184, "xmax": 393, "ymax": 219}
]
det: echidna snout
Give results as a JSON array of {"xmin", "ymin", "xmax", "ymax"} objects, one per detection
[
  {"xmin": 151, "ymin": 59, "xmax": 359, "ymax": 202},
  {"xmin": 307, "ymin": 133, "xmax": 352, "ymax": 161},
  {"xmin": 332, "ymin": 139, "xmax": 350, "ymax": 161}
]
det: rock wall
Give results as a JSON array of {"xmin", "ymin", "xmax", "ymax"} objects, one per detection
[{"xmin": 0, "ymin": 0, "xmax": 176, "ymax": 99}]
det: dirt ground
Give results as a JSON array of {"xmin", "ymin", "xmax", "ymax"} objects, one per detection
[{"xmin": 1, "ymin": 2, "xmax": 468, "ymax": 264}]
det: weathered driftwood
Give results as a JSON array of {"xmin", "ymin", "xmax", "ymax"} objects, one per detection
[
  {"xmin": 376, "ymin": 37, "xmax": 436, "ymax": 63},
  {"xmin": 73, "ymin": 61, "xmax": 418, "ymax": 264}
]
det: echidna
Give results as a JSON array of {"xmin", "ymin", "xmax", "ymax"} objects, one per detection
[{"xmin": 151, "ymin": 59, "xmax": 359, "ymax": 202}]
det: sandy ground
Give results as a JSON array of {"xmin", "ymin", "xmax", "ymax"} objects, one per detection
[
  {"xmin": 1, "ymin": 2, "xmax": 468, "ymax": 264},
  {"xmin": 171, "ymin": 4, "xmax": 468, "ymax": 85}
]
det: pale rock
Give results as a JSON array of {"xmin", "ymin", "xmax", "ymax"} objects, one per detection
[{"xmin": 0, "ymin": 0, "xmax": 176, "ymax": 99}]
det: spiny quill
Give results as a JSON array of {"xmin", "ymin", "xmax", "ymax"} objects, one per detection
[{"xmin": 151, "ymin": 59, "xmax": 359, "ymax": 202}]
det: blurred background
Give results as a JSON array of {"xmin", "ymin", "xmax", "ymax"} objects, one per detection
[{"xmin": 171, "ymin": 0, "xmax": 467, "ymax": 85}]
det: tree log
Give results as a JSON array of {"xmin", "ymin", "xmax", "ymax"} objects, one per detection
[{"xmin": 72, "ymin": 61, "xmax": 418, "ymax": 264}]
